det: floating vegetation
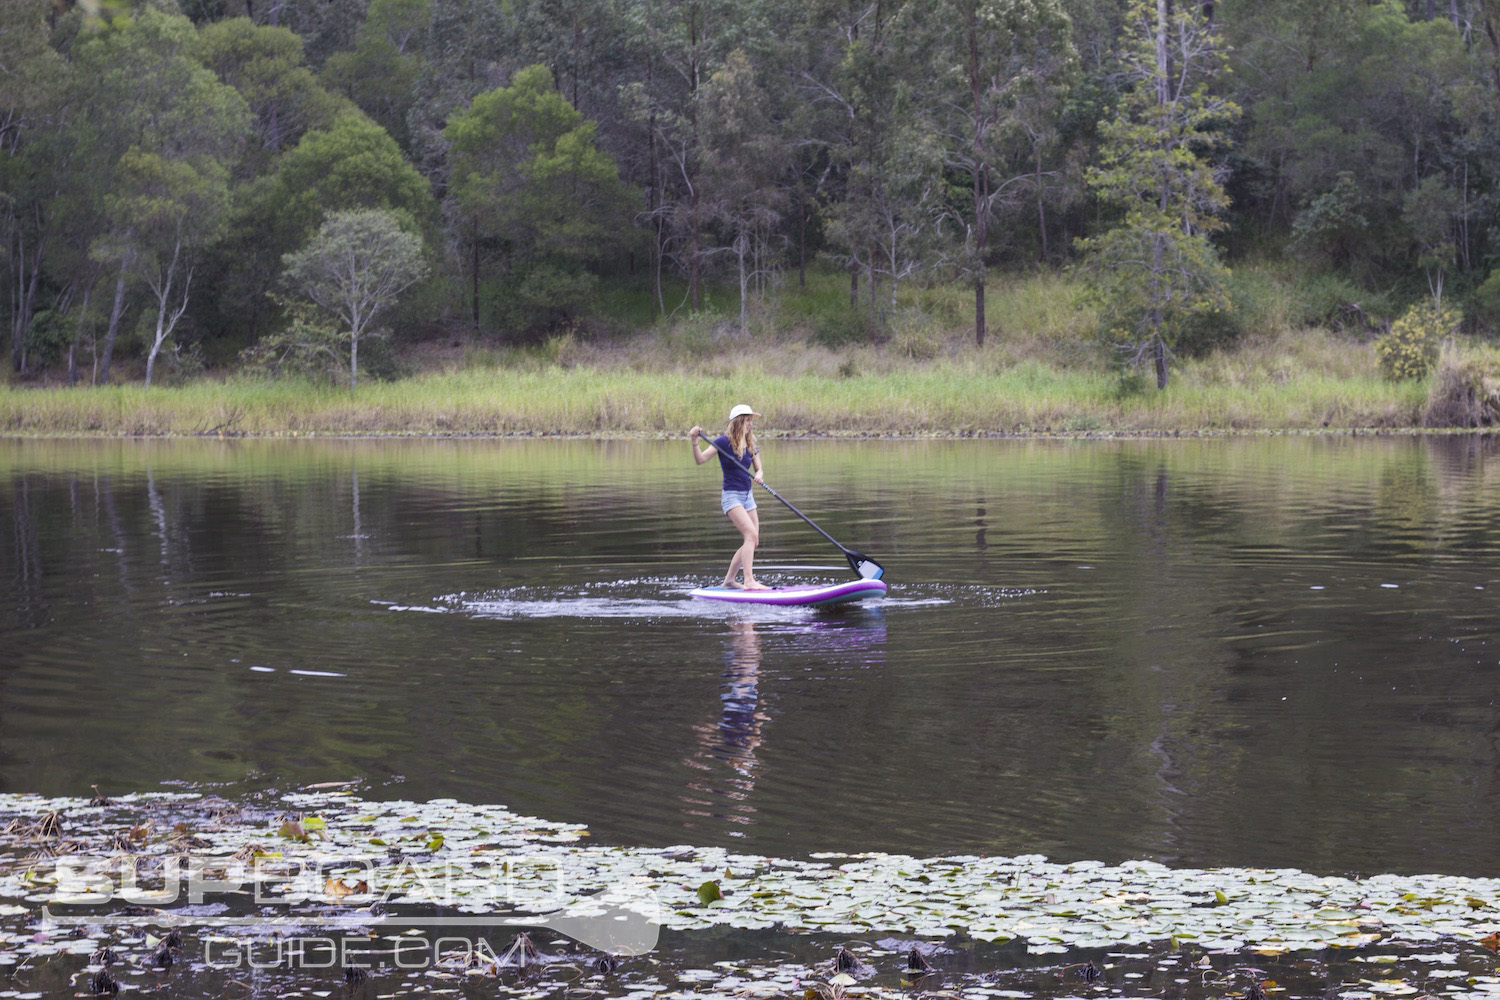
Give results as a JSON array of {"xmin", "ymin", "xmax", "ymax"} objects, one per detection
[{"xmin": 0, "ymin": 790, "xmax": 1497, "ymax": 999}]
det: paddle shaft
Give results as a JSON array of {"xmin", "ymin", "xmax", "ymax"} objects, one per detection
[{"xmin": 696, "ymin": 434, "xmax": 865, "ymax": 561}]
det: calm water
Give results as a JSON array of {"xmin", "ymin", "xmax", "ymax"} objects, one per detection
[{"xmin": 3, "ymin": 435, "xmax": 1500, "ymax": 878}]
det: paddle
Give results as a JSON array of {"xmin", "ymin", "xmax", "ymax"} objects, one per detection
[{"xmin": 697, "ymin": 434, "xmax": 885, "ymax": 581}]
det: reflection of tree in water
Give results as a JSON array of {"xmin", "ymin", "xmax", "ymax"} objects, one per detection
[{"xmin": 681, "ymin": 620, "xmax": 766, "ymax": 830}]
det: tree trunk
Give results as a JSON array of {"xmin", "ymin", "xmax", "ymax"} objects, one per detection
[
  {"xmin": 687, "ymin": 1, "xmax": 701, "ymax": 312},
  {"xmin": 11, "ymin": 227, "xmax": 45, "ymax": 375},
  {"xmin": 1154, "ymin": 335, "xmax": 1168, "ymax": 389},
  {"xmin": 68, "ymin": 286, "xmax": 90, "ymax": 388},
  {"xmin": 350, "ymin": 330, "xmax": 359, "ymax": 390},
  {"xmin": 975, "ymin": 279, "xmax": 986, "ymax": 348},
  {"xmin": 647, "ymin": 54, "xmax": 664, "ymax": 316},
  {"xmin": 689, "ymin": 196, "xmax": 701, "ymax": 311},
  {"xmin": 145, "ymin": 243, "xmax": 187, "ymax": 388},
  {"xmin": 9, "ymin": 236, "xmax": 23, "ymax": 373},
  {"xmin": 736, "ymin": 227, "xmax": 748, "ymax": 335},
  {"xmin": 798, "ymin": 199, "xmax": 807, "ymax": 289},
  {"xmin": 969, "ymin": 4, "xmax": 987, "ymax": 347},
  {"xmin": 849, "ymin": 262, "xmax": 858, "ymax": 310},
  {"xmin": 470, "ymin": 234, "xmax": 480, "ymax": 330},
  {"xmin": 1484, "ymin": 5, "xmax": 1500, "ymax": 101},
  {"xmin": 1156, "ymin": 0, "xmax": 1173, "ymax": 106},
  {"xmin": 99, "ymin": 256, "xmax": 131, "ymax": 386},
  {"xmin": 1036, "ymin": 145, "xmax": 1049, "ymax": 261}
]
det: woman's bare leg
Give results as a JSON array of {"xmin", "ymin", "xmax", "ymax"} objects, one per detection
[{"xmin": 723, "ymin": 505, "xmax": 766, "ymax": 589}]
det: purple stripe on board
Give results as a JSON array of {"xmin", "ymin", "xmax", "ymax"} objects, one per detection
[{"xmin": 689, "ymin": 580, "xmax": 888, "ymax": 606}]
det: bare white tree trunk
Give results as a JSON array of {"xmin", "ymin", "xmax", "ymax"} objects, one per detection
[{"xmin": 145, "ymin": 237, "xmax": 193, "ymax": 388}]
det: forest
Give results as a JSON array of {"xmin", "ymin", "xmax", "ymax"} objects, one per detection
[{"xmin": 4, "ymin": 0, "xmax": 1500, "ymax": 397}]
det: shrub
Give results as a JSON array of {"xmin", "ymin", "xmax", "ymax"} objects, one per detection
[
  {"xmin": 492, "ymin": 263, "xmax": 598, "ymax": 337},
  {"xmin": 1468, "ymin": 269, "xmax": 1500, "ymax": 338},
  {"xmin": 808, "ymin": 307, "xmax": 878, "ymax": 348},
  {"xmin": 1290, "ymin": 271, "xmax": 1387, "ymax": 334},
  {"xmin": 22, "ymin": 309, "xmax": 77, "ymax": 372},
  {"xmin": 1422, "ymin": 344, "xmax": 1500, "ymax": 427},
  {"xmin": 1375, "ymin": 302, "xmax": 1453, "ymax": 381}
]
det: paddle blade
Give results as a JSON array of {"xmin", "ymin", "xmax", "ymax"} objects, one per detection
[{"xmin": 848, "ymin": 552, "xmax": 884, "ymax": 580}]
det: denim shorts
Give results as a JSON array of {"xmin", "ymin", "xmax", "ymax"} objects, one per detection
[{"xmin": 721, "ymin": 489, "xmax": 757, "ymax": 514}]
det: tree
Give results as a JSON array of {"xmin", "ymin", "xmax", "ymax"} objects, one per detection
[
  {"xmin": 106, "ymin": 148, "xmax": 234, "ymax": 385},
  {"xmin": 281, "ymin": 208, "xmax": 427, "ymax": 388},
  {"xmin": 618, "ymin": 0, "xmax": 750, "ymax": 313},
  {"xmin": 403, "ymin": 0, "xmax": 509, "ymax": 183},
  {"xmin": 208, "ymin": 109, "xmax": 436, "ymax": 344},
  {"xmin": 932, "ymin": 0, "xmax": 1075, "ymax": 345},
  {"xmin": 69, "ymin": 6, "xmax": 252, "ymax": 384},
  {"xmin": 320, "ymin": 0, "xmax": 430, "ymax": 152},
  {"xmin": 0, "ymin": 0, "xmax": 68, "ymax": 375},
  {"xmin": 1077, "ymin": 0, "xmax": 1239, "ymax": 390},
  {"xmin": 698, "ymin": 48, "xmax": 787, "ymax": 334},
  {"xmin": 444, "ymin": 64, "xmax": 630, "ymax": 332},
  {"xmin": 809, "ymin": 0, "xmax": 941, "ymax": 322},
  {"xmin": 194, "ymin": 17, "xmax": 343, "ymax": 168},
  {"xmin": 1226, "ymin": 0, "xmax": 1472, "ymax": 281}
]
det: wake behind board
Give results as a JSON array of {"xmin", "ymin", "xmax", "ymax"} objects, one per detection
[{"xmin": 690, "ymin": 579, "xmax": 887, "ymax": 607}]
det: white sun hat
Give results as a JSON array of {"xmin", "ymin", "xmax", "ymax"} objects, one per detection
[{"xmin": 728, "ymin": 404, "xmax": 760, "ymax": 419}]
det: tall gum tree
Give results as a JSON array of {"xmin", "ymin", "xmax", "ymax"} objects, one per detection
[
  {"xmin": 932, "ymin": 0, "xmax": 1075, "ymax": 346},
  {"xmin": 698, "ymin": 48, "xmax": 788, "ymax": 334},
  {"xmin": 69, "ymin": 6, "xmax": 251, "ymax": 384},
  {"xmin": 1077, "ymin": 0, "xmax": 1239, "ymax": 390}
]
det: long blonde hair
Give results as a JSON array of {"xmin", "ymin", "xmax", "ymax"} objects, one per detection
[{"xmin": 727, "ymin": 414, "xmax": 757, "ymax": 459}]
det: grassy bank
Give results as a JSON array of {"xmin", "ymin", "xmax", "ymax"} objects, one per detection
[
  {"xmin": 0, "ymin": 337, "xmax": 1429, "ymax": 437},
  {"xmin": 0, "ymin": 267, "xmax": 1456, "ymax": 437}
]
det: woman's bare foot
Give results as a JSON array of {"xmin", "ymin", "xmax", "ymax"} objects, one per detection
[
  {"xmin": 743, "ymin": 580, "xmax": 771, "ymax": 591},
  {"xmin": 723, "ymin": 579, "xmax": 745, "ymax": 589}
]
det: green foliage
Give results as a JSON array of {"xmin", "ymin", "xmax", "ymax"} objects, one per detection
[
  {"xmin": 1077, "ymin": 0, "xmax": 1239, "ymax": 389},
  {"xmin": 1232, "ymin": 1, "xmax": 1471, "ymax": 284},
  {"xmin": 23, "ymin": 310, "xmax": 74, "ymax": 369},
  {"xmin": 807, "ymin": 309, "xmax": 877, "ymax": 349},
  {"xmin": 320, "ymin": 0, "xmax": 430, "ymax": 151},
  {"xmin": 491, "ymin": 264, "xmax": 600, "ymax": 335},
  {"xmin": 444, "ymin": 64, "xmax": 631, "ymax": 335},
  {"xmin": 239, "ymin": 301, "xmax": 348, "ymax": 384},
  {"xmin": 1289, "ymin": 271, "xmax": 1389, "ymax": 333},
  {"xmin": 1469, "ymin": 270, "xmax": 1500, "ymax": 337},
  {"xmin": 193, "ymin": 18, "xmax": 342, "ymax": 166},
  {"xmin": 281, "ymin": 208, "xmax": 429, "ymax": 388},
  {"xmin": 1289, "ymin": 173, "xmax": 1369, "ymax": 270},
  {"xmin": 267, "ymin": 112, "xmax": 436, "ymax": 241},
  {"xmin": 1375, "ymin": 302, "xmax": 1454, "ymax": 381}
]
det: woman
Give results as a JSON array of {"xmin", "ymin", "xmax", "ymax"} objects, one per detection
[{"xmin": 690, "ymin": 404, "xmax": 767, "ymax": 590}]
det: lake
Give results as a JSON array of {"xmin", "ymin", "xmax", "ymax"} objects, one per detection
[{"xmin": 3, "ymin": 434, "xmax": 1499, "ymax": 883}]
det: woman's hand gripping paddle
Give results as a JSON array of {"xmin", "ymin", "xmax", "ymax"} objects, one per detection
[{"xmin": 697, "ymin": 434, "xmax": 886, "ymax": 581}]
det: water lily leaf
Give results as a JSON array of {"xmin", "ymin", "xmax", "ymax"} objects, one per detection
[
  {"xmin": 698, "ymin": 881, "xmax": 722, "ymax": 905},
  {"xmin": 277, "ymin": 820, "xmax": 309, "ymax": 843}
]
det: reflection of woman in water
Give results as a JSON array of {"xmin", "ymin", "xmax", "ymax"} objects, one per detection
[{"xmin": 682, "ymin": 621, "xmax": 766, "ymax": 828}]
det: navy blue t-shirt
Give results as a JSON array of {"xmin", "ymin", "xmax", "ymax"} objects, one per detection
[{"xmin": 714, "ymin": 435, "xmax": 755, "ymax": 491}]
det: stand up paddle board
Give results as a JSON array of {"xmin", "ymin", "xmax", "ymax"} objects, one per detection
[{"xmin": 690, "ymin": 579, "xmax": 887, "ymax": 606}]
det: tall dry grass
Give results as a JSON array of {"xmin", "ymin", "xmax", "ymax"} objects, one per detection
[{"xmin": 0, "ymin": 268, "xmax": 1440, "ymax": 437}]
